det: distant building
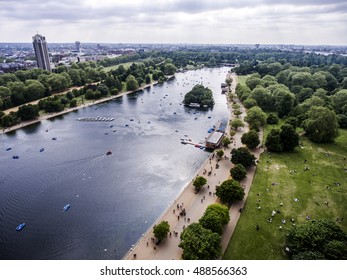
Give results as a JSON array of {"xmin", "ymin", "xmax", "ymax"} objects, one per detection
[
  {"xmin": 32, "ymin": 34, "xmax": 51, "ymax": 71},
  {"xmin": 75, "ymin": 41, "xmax": 81, "ymax": 52}
]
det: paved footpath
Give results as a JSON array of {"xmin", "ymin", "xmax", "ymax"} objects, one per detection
[{"xmin": 124, "ymin": 72, "xmax": 264, "ymax": 260}]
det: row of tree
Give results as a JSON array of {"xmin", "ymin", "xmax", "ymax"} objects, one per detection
[
  {"xmin": 0, "ymin": 62, "xmax": 105, "ymax": 110},
  {"xmin": 0, "ymin": 55, "xmax": 177, "ymax": 112},
  {"xmin": 179, "ymin": 204, "xmax": 230, "ymax": 259},
  {"xmin": 0, "ymin": 59, "xmax": 178, "ymax": 127}
]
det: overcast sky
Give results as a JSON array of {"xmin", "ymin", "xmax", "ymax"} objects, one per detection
[{"xmin": 0, "ymin": 0, "xmax": 346, "ymax": 45}]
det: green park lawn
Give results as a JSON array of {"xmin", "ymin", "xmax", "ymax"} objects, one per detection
[
  {"xmin": 102, "ymin": 62, "xmax": 135, "ymax": 72},
  {"xmin": 223, "ymin": 127, "xmax": 347, "ymax": 260}
]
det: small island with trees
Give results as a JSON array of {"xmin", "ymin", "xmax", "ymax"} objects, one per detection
[{"xmin": 183, "ymin": 84, "xmax": 215, "ymax": 108}]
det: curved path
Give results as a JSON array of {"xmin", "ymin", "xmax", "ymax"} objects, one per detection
[{"xmin": 124, "ymin": 72, "xmax": 264, "ymax": 260}]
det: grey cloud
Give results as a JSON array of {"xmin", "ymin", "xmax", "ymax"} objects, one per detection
[{"xmin": 1, "ymin": 0, "xmax": 347, "ymax": 22}]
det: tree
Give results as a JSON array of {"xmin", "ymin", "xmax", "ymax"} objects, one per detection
[
  {"xmin": 47, "ymin": 73, "xmax": 71, "ymax": 92},
  {"xmin": 1, "ymin": 112, "xmax": 20, "ymax": 127},
  {"xmin": 235, "ymin": 84, "xmax": 251, "ymax": 101},
  {"xmin": 153, "ymin": 221, "xmax": 170, "ymax": 242},
  {"xmin": 199, "ymin": 204, "xmax": 230, "ymax": 235},
  {"xmin": 337, "ymin": 114, "xmax": 347, "ymax": 128},
  {"xmin": 277, "ymin": 92, "xmax": 294, "ymax": 118},
  {"xmin": 179, "ymin": 223, "xmax": 222, "ymax": 260},
  {"xmin": 70, "ymin": 99, "xmax": 77, "ymax": 108},
  {"xmin": 230, "ymin": 164, "xmax": 247, "ymax": 181},
  {"xmin": 331, "ymin": 89, "xmax": 347, "ymax": 114},
  {"xmin": 193, "ymin": 176, "xmax": 207, "ymax": 193},
  {"xmin": 216, "ymin": 179, "xmax": 245, "ymax": 205},
  {"xmin": 145, "ymin": 74, "xmax": 151, "ymax": 84},
  {"xmin": 280, "ymin": 124, "xmax": 299, "ymax": 152},
  {"xmin": 215, "ymin": 149, "xmax": 224, "ymax": 159},
  {"xmin": 249, "ymin": 86, "xmax": 273, "ymax": 110},
  {"xmin": 8, "ymin": 81, "xmax": 26, "ymax": 106},
  {"xmin": 241, "ymin": 130, "xmax": 260, "ymax": 149},
  {"xmin": 246, "ymin": 76, "xmax": 264, "ymax": 90},
  {"xmin": 230, "ymin": 147, "xmax": 256, "ymax": 168},
  {"xmin": 204, "ymin": 204, "xmax": 230, "ymax": 225},
  {"xmin": 199, "ymin": 210, "xmax": 224, "ymax": 235},
  {"xmin": 230, "ymin": 119, "xmax": 244, "ymax": 130},
  {"xmin": 222, "ymin": 136, "xmax": 231, "ymax": 147},
  {"xmin": 284, "ymin": 116, "xmax": 298, "ymax": 129},
  {"xmin": 243, "ymin": 98, "xmax": 257, "ymax": 109},
  {"xmin": 265, "ymin": 128, "xmax": 283, "ymax": 152},
  {"xmin": 303, "ymin": 106, "xmax": 339, "ymax": 143},
  {"xmin": 244, "ymin": 106, "xmax": 267, "ymax": 130},
  {"xmin": 164, "ymin": 63, "xmax": 177, "ymax": 75},
  {"xmin": 17, "ymin": 104, "xmax": 39, "ymax": 121},
  {"xmin": 23, "ymin": 80, "xmax": 45, "ymax": 102},
  {"xmin": 126, "ymin": 75, "xmax": 139, "ymax": 91},
  {"xmin": 286, "ymin": 219, "xmax": 347, "ymax": 260},
  {"xmin": 267, "ymin": 113, "xmax": 279, "ymax": 124}
]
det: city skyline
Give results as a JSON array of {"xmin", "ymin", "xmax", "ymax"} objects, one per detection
[{"xmin": 0, "ymin": 0, "xmax": 347, "ymax": 45}]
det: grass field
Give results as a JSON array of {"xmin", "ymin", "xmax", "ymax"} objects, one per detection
[
  {"xmin": 103, "ymin": 62, "xmax": 136, "ymax": 72},
  {"xmin": 223, "ymin": 127, "xmax": 347, "ymax": 260}
]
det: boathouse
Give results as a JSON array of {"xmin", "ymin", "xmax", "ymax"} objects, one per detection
[{"xmin": 205, "ymin": 131, "xmax": 224, "ymax": 149}]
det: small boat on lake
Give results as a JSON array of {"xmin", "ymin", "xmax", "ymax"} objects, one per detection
[
  {"xmin": 6, "ymin": 147, "xmax": 12, "ymax": 151},
  {"xmin": 40, "ymin": 148, "xmax": 44, "ymax": 152},
  {"xmin": 63, "ymin": 204, "xmax": 70, "ymax": 211},
  {"xmin": 106, "ymin": 151, "xmax": 112, "ymax": 155},
  {"xmin": 52, "ymin": 137, "xmax": 57, "ymax": 140},
  {"xmin": 12, "ymin": 155, "xmax": 19, "ymax": 159},
  {"xmin": 16, "ymin": 223, "xmax": 26, "ymax": 231}
]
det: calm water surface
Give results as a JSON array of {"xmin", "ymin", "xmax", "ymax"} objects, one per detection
[{"xmin": 0, "ymin": 67, "xmax": 230, "ymax": 259}]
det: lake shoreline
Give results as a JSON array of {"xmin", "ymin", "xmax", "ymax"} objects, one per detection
[
  {"xmin": 123, "ymin": 72, "xmax": 244, "ymax": 260},
  {"xmin": 0, "ymin": 78, "xmax": 173, "ymax": 135}
]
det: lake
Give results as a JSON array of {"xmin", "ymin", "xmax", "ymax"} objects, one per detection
[{"xmin": 0, "ymin": 67, "xmax": 230, "ymax": 259}]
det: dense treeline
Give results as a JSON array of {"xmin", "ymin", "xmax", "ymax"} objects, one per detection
[
  {"xmin": 0, "ymin": 54, "xmax": 170, "ymax": 111},
  {"xmin": 0, "ymin": 58, "xmax": 175, "ymax": 127},
  {"xmin": 235, "ymin": 60, "xmax": 347, "ymax": 143},
  {"xmin": 1, "ymin": 47, "xmax": 346, "ymax": 130},
  {"xmin": 152, "ymin": 48, "xmax": 347, "ymax": 69},
  {"xmin": 0, "ymin": 61, "xmax": 104, "ymax": 110}
]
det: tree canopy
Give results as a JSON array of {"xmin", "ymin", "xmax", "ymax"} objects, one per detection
[
  {"xmin": 153, "ymin": 220, "xmax": 170, "ymax": 242},
  {"xmin": 286, "ymin": 219, "xmax": 347, "ymax": 260},
  {"xmin": 230, "ymin": 164, "xmax": 247, "ymax": 181},
  {"xmin": 179, "ymin": 223, "xmax": 222, "ymax": 260},
  {"xmin": 230, "ymin": 147, "xmax": 256, "ymax": 168},
  {"xmin": 193, "ymin": 176, "xmax": 207, "ymax": 193},
  {"xmin": 230, "ymin": 118, "xmax": 244, "ymax": 130},
  {"xmin": 303, "ymin": 106, "xmax": 339, "ymax": 143},
  {"xmin": 183, "ymin": 84, "xmax": 214, "ymax": 108},
  {"xmin": 17, "ymin": 104, "xmax": 39, "ymax": 121},
  {"xmin": 265, "ymin": 124, "xmax": 299, "ymax": 152},
  {"xmin": 244, "ymin": 106, "xmax": 267, "ymax": 130},
  {"xmin": 241, "ymin": 130, "xmax": 260, "ymax": 149},
  {"xmin": 199, "ymin": 204, "xmax": 230, "ymax": 235},
  {"xmin": 216, "ymin": 179, "xmax": 245, "ymax": 205}
]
